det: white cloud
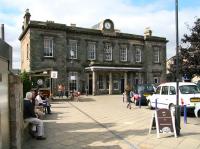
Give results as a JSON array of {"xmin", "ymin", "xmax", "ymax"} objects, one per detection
[{"xmin": 0, "ymin": 0, "xmax": 200, "ymax": 68}]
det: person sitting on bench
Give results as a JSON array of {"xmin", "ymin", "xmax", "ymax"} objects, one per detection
[{"xmin": 23, "ymin": 91, "xmax": 46, "ymax": 140}]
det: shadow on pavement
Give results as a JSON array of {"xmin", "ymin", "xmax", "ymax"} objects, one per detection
[
  {"xmin": 22, "ymin": 110, "xmax": 144, "ymax": 149},
  {"xmin": 67, "ymin": 97, "xmax": 96, "ymax": 102}
]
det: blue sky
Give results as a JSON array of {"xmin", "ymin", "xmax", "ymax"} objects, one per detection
[{"xmin": 0, "ymin": 0, "xmax": 200, "ymax": 69}]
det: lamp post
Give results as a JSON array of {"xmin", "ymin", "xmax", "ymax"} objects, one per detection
[{"xmin": 175, "ymin": 0, "xmax": 181, "ymax": 136}]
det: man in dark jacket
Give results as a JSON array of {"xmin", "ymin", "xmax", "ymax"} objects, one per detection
[{"xmin": 23, "ymin": 92, "xmax": 46, "ymax": 140}]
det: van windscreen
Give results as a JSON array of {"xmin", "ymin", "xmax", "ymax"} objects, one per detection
[{"xmin": 179, "ymin": 85, "xmax": 200, "ymax": 94}]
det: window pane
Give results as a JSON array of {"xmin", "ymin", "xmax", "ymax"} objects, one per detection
[
  {"xmin": 179, "ymin": 85, "xmax": 200, "ymax": 94},
  {"xmin": 169, "ymin": 86, "xmax": 176, "ymax": 95},
  {"xmin": 69, "ymin": 72, "xmax": 78, "ymax": 91},
  {"xmin": 113, "ymin": 81, "xmax": 119, "ymax": 90},
  {"xmin": 161, "ymin": 86, "xmax": 168, "ymax": 95},
  {"xmin": 120, "ymin": 46, "xmax": 127, "ymax": 61},
  {"xmin": 154, "ymin": 77, "xmax": 159, "ymax": 84},
  {"xmin": 69, "ymin": 40, "xmax": 77, "ymax": 59},
  {"xmin": 153, "ymin": 47, "xmax": 160, "ymax": 63},
  {"xmin": 104, "ymin": 44, "xmax": 112, "ymax": 61},
  {"xmin": 106, "ymin": 75, "xmax": 109, "ymax": 89},
  {"xmin": 98, "ymin": 75, "xmax": 104, "ymax": 89},
  {"xmin": 135, "ymin": 47, "xmax": 141, "ymax": 62},
  {"xmin": 155, "ymin": 86, "xmax": 161, "ymax": 94},
  {"xmin": 113, "ymin": 74, "xmax": 119, "ymax": 90},
  {"xmin": 88, "ymin": 42, "xmax": 96, "ymax": 60},
  {"xmin": 44, "ymin": 37, "xmax": 53, "ymax": 57}
]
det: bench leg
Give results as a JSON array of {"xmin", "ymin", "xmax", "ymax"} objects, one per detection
[{"xmin": 28, "ymin": 124, "xmax": 37, "ymax": 138}]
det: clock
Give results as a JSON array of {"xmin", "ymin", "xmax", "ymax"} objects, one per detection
[{"xmin": 105, "ymin": 22, "xmax": 111, "ymax": 29}]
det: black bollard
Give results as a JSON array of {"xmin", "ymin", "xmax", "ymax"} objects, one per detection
[
  {"xmin": 155, "ymin": 98, "xmax": 157, "ymax": 109},
  {"xmin": 184, "ymin": 105, "xmax": 187, "ymax": 124},
  {"xmin": 175, "ymin": 105, "xmax": 181, "ymax": 136},
  {"xmin": 139, "ymin": 97, "xmax": 141, "ymax": 108}
]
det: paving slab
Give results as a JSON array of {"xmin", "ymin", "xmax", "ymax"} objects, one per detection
[{"xmin": 23, "ymin": 95, "xmax": 200, "ymax": 149}]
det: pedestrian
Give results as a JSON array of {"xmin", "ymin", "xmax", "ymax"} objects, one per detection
[
  {"xmin": 122, "ymin": 92, "xmax": 125, "ymax": 103},
  {"xmin": 35, "ymin": 91, "xmax": 43, "ymax": 106},
  {"xmin": 35, "ymin": 91, "xmax": 45, "ymax": 119},
  {"xmin": 58, "ymin": 84, "xmax": 62, "ymax": 98},
  {"xmin": 77, "ymin": 91, "xmax": 81, "ymax": 102},
  {"xmin": 125, "ymin": 85, "xmax": 132, "ymax": 109},
  {"xmin": 85, "ymin": 86, "xmax": 88, "ymax": 96},
  {"xmin": 23, "ymin": 92, "xmax": 46, "ymax": 140},
  {"xmin": 42, "ymin": 95, "xmax": 52, "ymax": 114}
]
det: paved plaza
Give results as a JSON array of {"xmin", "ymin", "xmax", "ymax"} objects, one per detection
[{"xmin": 23, "ymin": 95, "xmax": 200, "ymax": 149}]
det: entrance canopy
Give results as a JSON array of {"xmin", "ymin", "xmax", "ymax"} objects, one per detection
[{"xmin": 85, "ymin": 66, "xmax": 143, "ymax": 72}]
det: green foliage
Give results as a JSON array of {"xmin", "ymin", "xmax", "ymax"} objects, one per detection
[
  {"xmin": 168, "ymin": 18, "xmax": 200, "ymax": 81},
  {"xmin": 166, "ymin": 71, "xmax": 176, "ymax": 82},
  {"xmin": 180, "ymin": 18, "xmax": 200, "ymax": 79},
  {"xmin": 20, "ymin": 71, "xmax": 31, "ymax": 98}
]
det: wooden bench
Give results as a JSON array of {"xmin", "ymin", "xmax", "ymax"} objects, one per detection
[{"xmin": 23, "ymin": 121, "xmax": 37, "ymax": 143}]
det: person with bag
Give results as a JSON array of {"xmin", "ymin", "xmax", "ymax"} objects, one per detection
[
  {"xmin": 42, "ymin": 95, "xmax": 52, "ymax": 114},
  {"xmin": 125, "ymin": 85, "xmax": 132, "ymax": 109}
]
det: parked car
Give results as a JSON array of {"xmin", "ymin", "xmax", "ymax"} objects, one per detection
[
  {"xmin": 132, "ymin": 84, "xmax": 156, "ymax": 106},
  {"xmin": 148, "ymin": 82, "xmax": 200, "ymax": 113}
]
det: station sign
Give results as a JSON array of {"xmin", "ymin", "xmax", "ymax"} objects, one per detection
[
  {"xmin": 70, "ymin": 76, "xmax": 76, "ymax": 80},
  {"xmin": 51, "ymin": 71, "xmax": 58, "ymax": 79}
]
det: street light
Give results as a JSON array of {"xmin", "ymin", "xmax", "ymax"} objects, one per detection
[{"xmin": 175, "ymin": 0, "xmax": 181, "ymax": 136}]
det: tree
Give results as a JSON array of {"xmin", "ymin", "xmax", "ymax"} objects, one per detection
[
  {"xmin": 180, "ymin": 18, "xmax": 200, "ymax": 79},
  {"xmin": 167, "ymin": 18, "xmax": 200, "ymax": 81},
  {"xmin": 20, "ymin": 71, "xmax": 32, "ymax": 97}
]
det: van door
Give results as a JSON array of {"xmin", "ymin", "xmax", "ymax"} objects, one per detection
[
  {"xmin": 168, "ymin": 86, "xmax": 176, "ymax": 108},
  {"xmin": 150, "ymin": 86, "xmax": 161, "ymax": 108},
  {"xmin": 159, "ymin": 86, "xmax": 169, "ymax": 109}
]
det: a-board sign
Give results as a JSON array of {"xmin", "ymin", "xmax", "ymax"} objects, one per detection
[
  {"xmin": 157, "ymin": 109, "xmax": 174, "ymax": 133},
  {"xmin": 149, "ymin": 108, "xmax": 177, "ymax": 138}
]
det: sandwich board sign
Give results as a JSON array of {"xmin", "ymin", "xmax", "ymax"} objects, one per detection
[{"xmin": 149, "ymin": 108, "xmax": 177, "ymax": 138}]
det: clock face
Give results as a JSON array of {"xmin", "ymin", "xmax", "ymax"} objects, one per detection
[{"xmin": 105, "ymin": 22, "xmax": 111, "ymax": 29}]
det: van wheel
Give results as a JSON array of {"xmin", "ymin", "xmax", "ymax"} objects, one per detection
[
  {"xmin": 169, "ymin": 104, "xmax": 175, "ymax": 111},
  {"xmin": 147, "ymin": 100, "xmax": 152, "ymax": 110},
  {"xmin": 198, "ymin": 110, "xmax": 200, "ymax": 117}
]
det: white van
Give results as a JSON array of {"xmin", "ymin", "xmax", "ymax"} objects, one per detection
[{"xmin": 148, "ymin": 82, "xmax": 200, "ymax": 112}]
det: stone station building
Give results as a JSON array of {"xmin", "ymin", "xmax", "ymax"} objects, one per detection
[{"xmin": 19, "ymin": 9, "xmax": 167, "ymax": 96}]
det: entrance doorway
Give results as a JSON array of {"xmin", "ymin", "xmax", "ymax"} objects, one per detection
[
  {"xmin": 89, "ymin": 74, "xmax": 92, "ymax": 94},
  {"xmin": 121, "ymin": 79, "xmax": 124, "ymax": 93}
]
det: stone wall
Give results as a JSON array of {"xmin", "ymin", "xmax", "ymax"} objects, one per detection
[
  {"xmin": 0, "ymin": 57, "xmax": 10, "ymax": 149},
  {"xmin": 9, "ymin": 73, "xmax": 23, "ymax": 149}
]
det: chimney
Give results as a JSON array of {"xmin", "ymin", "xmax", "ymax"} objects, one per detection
[
  {"xmin": 23, "ymin": 9, "xmax": 31, "ymax": 30},
  {"xmin": 0, "ymin": 24, "xmax": 4, "ymax": 41},
  {"xmin": 70, "ymin": 23, "xmax": 76, "ymax": 27},
  {"xmin": 144, "ymin": 27, "xmax": 152, "ymax": 39}
]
